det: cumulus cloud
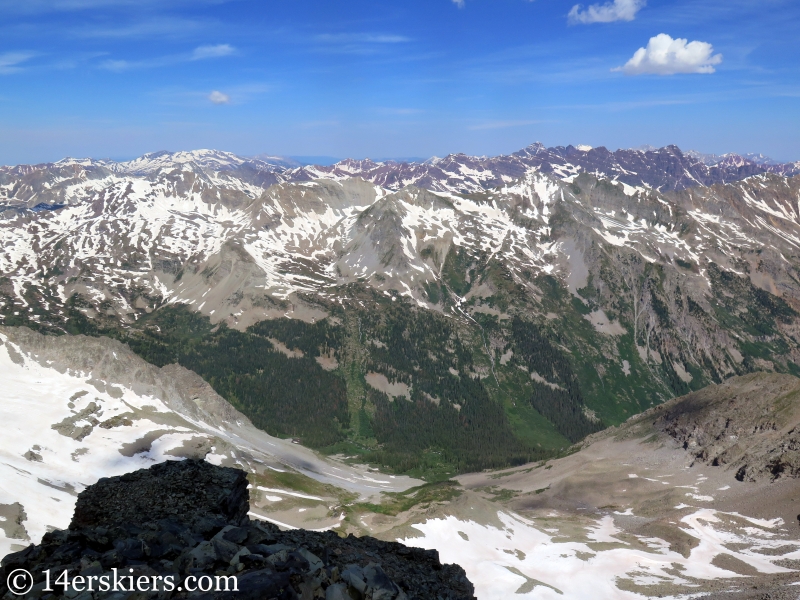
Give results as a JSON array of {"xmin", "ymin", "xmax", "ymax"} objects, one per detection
[
  {"xmin": 192, "ymin": 44, "xmax": 235, "ymax": 60},
  {"xmin": 616, "ymin": 33, "xmax": 723, "ymax": 75},
  {"xmin": 568, "ymin": 0, "xmax": 644, "ymax": 24},
  {"xmin": 0, "ymin": 52, "xmax": 35, "ymax": 74},
  {"xmin": 208, "ymin": 90, "xmax": 230, "ymax": 105}
]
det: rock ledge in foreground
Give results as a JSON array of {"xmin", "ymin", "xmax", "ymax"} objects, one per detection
[{"xmin": 1, "ymin": 460, "xmax": 475, "ymax": 600}]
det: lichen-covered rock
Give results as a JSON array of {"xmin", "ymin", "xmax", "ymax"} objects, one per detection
[{"xmin": 0, "ymin": 460, "xmax": 475, "ymax": 600}]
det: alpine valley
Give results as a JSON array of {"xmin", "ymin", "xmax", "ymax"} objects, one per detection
[{"xmin": 2, "ymin": 143, "xmax": 800, "ymax": 599}]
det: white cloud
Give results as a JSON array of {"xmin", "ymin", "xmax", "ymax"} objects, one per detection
[
  {"xmin": 568, "ymin": 0, "xmax": 644, "ymax": 24},
  {"xmin": 208, "ymin": 90, "xmax": 230, "ymax": 105},
  {"xmin": 452, "ymin": 0, "xmax": 465, "ymax": 6},
  {"xmin": 0, "ymin": 52, "xmax": 35, "ymax": 74},
  {"xmin": 191, "ymin": 44, "xmax": 235, "ymax": 60},
  {"xmin": 98, "ymin": 45, "xmax": 235, "ymax": 72},
  {"xmin": 616, "ymin": 33, "xmax": 723, "ymax": 75},
  {"xmin": 100, "ymin": 59, "xmax": 131, "ymax": 72},
  {"xmin": 312, "ymin": 33, "xmax": 411, "ymax": 55},
  {"xmin": 315, "ymin": 33, "xmax": 409, "ymax": 44}
]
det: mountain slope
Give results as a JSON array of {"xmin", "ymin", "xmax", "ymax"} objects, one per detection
[
  {"xmin": 0, "ymin": 326, "xmax": 420, "ymax": 556},
  {"xmin": 2, "ymin": 146, "xmax": 800, "ymax": 477},
  {"xmin": 449, "ymin": 372, "xmax": 800, "ymax": 599},
  {"xmin": 6, "ymin": 339, "xmax": 799, "ymax": 599}
]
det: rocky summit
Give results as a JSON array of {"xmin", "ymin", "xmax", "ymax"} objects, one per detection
[
  {"xmin": 69, "ymin": 461, "xmax": 251, "ymax": 532},
  {"xmin": 0, "ymin": 460, "xmax": 475, "ymax": 600}
]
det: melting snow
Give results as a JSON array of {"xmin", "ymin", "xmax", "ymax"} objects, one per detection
[{"xmin": 400, "ymin": 507, "xmax": 800, "ymax": 600}]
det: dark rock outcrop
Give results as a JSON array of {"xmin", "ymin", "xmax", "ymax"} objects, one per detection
[
  {"xmin": 70, "ymin": 460, "xmax": 250, "ymax": 531},
  {"xmin": 650, "ymin": 373, "xmax": 800, "ymax": 482},
  {"xmin": 0, "ymin": 460, "xmax": 475, "ymax": 600}
]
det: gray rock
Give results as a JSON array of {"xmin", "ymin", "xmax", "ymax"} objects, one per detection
[
  {"xmin": 70, "ymin": 459, "xmax": 250, "ymax": 530},
  {"xmin": 266, "ymin": 549, "xmax": 289, "ymax": 566},
  {"xmin": 212, "ymin": 537, "xmax": 241, "ymax": 563},
  {"xmin": 188, "ymin": 540, "xmax": 217, "ymax": 570},
  {"xmin": 341, "ymin": 565, "xmax": 366, "ymax": 594},
  {"xmin": 326, "ymin": 583, "xmax": 352, "ymax": 600},
  {"xmin": 364, "ymin": 563, "xmax": 400, "ymax": 600},
  {"xmin": 0, "ymin": 461, "xmax": 476, "ymax": 600},
  {"xmin": 296, "ymin": 573, "xmax": 324, "ymax": 599},
  {"xmin": 297, "ymin": 548, "xmax": 323, "ymax": 574},
  {"xmin": 652, "ymin": 373, "xmax": 800, "ymax": 482},
  {"xmin": 220, "ymin": 526, "xmax": 249, "ymax": 545},
  {"xmin": 249, "ymin": 543, "xmax": 291, "ymax": 556},
  {"xmin": 113, "ymin": 537, "xmax": 146, "ymax": 560},
  {"xmin": 230, "ymin": 547, "xmax": 249, "ymax": 565},
  {"xmin": 239, "ymin": 553, "xmax": 267, "ymax": 570},
  {"xmin": 233, "ymin": 569, "xmax": 295, "ymax": 600}
]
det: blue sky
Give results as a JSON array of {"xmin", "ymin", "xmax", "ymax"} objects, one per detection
[{"xmin": 0, "ymin": 0, "xmax": 798, "ymax": 164}]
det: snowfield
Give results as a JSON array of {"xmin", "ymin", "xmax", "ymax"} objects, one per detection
[
  {"xmin": 0, "ymin": 330, "xmax": 421, "ymax": 556},
  {"xmin": 401, "ymin": 508, "xmax": 800, "ymax": 599},
  {"xmin": 0, "ymin": 332, "xmax": 197, "ymax": 556}
]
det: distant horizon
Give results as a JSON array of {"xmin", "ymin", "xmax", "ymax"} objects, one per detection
[
  {"xmin": 0, "ymin": 1, "xmax": 797, "ymax": 167},
  {"xmin": 3, "ymin": 141, "xmax": 796, "ymax": 169}
]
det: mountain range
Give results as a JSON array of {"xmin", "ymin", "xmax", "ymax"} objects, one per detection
[
  {"xmin": 5, "ymin": 143, "xmax": 799, "ymax": 201},
  {"xmin": 2, "ymin": 141, "xmax": 800, "ymax": 598},
  {"xmin": 3, "ymin": 142, "xmax": 800, "ymax": 474}
]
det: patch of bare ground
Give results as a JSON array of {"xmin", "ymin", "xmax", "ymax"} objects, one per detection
[
  {"xmin": 268, "ymin": 337, "xmax": 304, "ymax": 358},
  {"xmin": 711, "ymin": 553, "xmax": 763, "ymax": 576},
  {"xmin": 364, "ymin": 372, "xmax": 411, "ymax": 400},
  {"xmin": 693, "ymin": 572, "xmax": 800, "ymax": 599},
  {"xmin": 315, "ymin": 351, "xmax": 338, "ymax": 371},
  {"xmin": 631, "ymin": 519, "xmax": 700, "ymax": 558}
]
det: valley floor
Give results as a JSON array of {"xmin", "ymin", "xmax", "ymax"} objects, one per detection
[
  {"xmin": 2, "ymin": 325, "xmax": 800, "ymax": 599},
  {"xmin": 252, "ymin": 409, "xmax": 800, "ymax": 599}
]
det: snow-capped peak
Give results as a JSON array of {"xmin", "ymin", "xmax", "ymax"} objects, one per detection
[
  {"xmin": 52, "ymin": 157, "xmax": 112, "ymax": 169},
  {"xmin": 113, "ymin": 149, "xmax": 248, "ymax": 175}
]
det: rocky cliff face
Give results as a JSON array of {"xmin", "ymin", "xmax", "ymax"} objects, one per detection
[
  {"xmin": 0, "ymin": 460, "xmax": 475, "ymax": 600},
  {"xmin": 650, "ymin": 372, "xmax": 800, "ymax": 482}
]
